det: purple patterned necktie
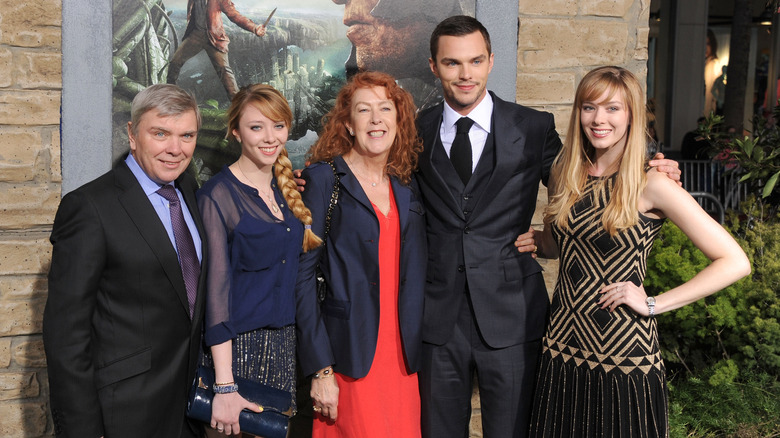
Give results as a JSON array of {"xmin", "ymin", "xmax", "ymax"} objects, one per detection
[{"xmin": 157, "ymin": 185, "xmax": 199, "ymax": 318}]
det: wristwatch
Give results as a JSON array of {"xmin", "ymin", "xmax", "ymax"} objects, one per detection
[{"xmin": 646, "ymin": 296, "xmax": 656, "ymax": 317}]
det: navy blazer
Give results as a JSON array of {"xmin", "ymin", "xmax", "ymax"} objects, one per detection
[
  {"xmin": 43, "ymin": 161, "xmax": 206, "ymax": 438},
  {"xmin": 416, "ymin": 91, "xmax": 562, "ymax": 348},
  {"xmin": 295, "ymin": 156, "xmax": 427, "ymax": 378}
]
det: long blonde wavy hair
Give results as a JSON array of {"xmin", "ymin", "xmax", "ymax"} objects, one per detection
[
  {"xmin": 227, "ymin": 84, "xmax": 322, "ymax": 252},
  {"xmin": 545, "ymin": 66, "xmax": 649, "ymax": 236}
]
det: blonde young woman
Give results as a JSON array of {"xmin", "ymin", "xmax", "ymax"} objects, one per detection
[
  {"xmin": 197, "ymin": 84, "xmax": 321, "ymax": 436},
  {"xmin": 517, "ymin": 66, "xmax": 750, "ymax": 437}
]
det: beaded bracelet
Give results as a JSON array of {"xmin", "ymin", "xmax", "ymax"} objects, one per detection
[
  {"xmin": 313, "ymin": 366, "xmax": 334, "ymax": 379},
  {"xmin": 213, "ymin": 382, "xmax": 239, "ymax": 394}
]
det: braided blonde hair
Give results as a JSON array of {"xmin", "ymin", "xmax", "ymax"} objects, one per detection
[
  {"xmin": 227, "ymin": 84, "xmax": 322, "ymax": 252},
  {"xmin": 274, "ymin": 148, "xmax": 322, "ymax": 251}
]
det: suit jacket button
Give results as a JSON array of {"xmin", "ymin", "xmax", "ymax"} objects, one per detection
[
  {"xmin": 463, "ymin": 227, "xmax": 471, "ymax": 234},
  {"xmin": 457, "ymin": 265, "xmax": 465, "ymax": 272}
]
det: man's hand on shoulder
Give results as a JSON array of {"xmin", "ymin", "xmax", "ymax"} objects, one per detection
[
  {"xmin": 294, "ymin": 169, "xmax": 306, "ymax": 192},
  {"xmin": 648, "ymin": 152, "xmax": 682, "ymax": 186}
]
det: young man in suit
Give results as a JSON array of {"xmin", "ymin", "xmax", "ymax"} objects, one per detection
[
  {"xmin": 416, "ymin": 16, "xmax": 679, "ymax": 437},
  {"xmin": 415, "ymin": 16, "xmax": 560, "ymax": 437},
  {"xmin": 44, "ymin": 84, "xmax": 207, "ymax": 438}
]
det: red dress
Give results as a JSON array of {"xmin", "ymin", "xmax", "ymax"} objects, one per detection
[{"xmin": 313, "ymin": 186, "xmax": 421, "ymax": 438}]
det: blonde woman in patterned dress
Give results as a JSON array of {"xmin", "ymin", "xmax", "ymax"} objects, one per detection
[{"xmin": 517, "ymin": 66, "xmax": 750, "ymax": 437}]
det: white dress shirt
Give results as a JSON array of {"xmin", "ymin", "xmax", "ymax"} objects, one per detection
[{"xmin": 439, "ymin": 92, "xmax": 494, "ymax": 172}]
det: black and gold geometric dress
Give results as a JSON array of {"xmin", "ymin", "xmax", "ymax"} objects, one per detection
[{"xmin": 530, "ymin": 175, "xmax": 667, "ymax": 438}]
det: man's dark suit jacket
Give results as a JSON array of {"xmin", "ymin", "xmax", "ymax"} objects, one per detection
[
  {"xmin": 43, "ymin": 161, "xmax": 206, "ymax": 438},
  {"xmin": 416, "ymin": 91, "xmax": 562, "ymax": 348},
  {"xmin": 295, "ymin": 157, "xmax": 427, "ymax": 378}
]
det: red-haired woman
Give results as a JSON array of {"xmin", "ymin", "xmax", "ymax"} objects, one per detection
[{"xmin": 295, "ymin": 71, "xmax": 427, "ymax": 437}]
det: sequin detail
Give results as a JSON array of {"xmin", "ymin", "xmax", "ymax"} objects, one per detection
[{"xmin": 203, "ymin": 324, "xmax": 297, "ymax": 414}]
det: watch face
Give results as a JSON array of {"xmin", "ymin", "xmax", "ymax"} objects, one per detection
[{"xmin": 646, "ymin": 296, "xmax": 656, "ymax": 305}]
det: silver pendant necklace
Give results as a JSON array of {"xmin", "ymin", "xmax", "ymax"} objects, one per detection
[
  {"xmin": 237, "ymin": 161, "xmax": 279, "ymax": 214},
  {"xmin": 346, "ymin": 154, "xmax": 385, "ymax": 187}
]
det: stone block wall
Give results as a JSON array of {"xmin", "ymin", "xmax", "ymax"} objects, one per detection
[
  {"xmin": 518, "ymin": 0, "xmax": 651, "ymax": 294},
  {"xmin": 0, "ymin": 1, "xmax": 647, "ymax": 436},
  {"xmin": 0, "ymin": 1, "xmax": 62, "ymax": 436}
]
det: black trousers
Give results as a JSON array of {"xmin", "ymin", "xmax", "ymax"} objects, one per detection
[
  {"xmin": 288, "ymin": 362, "xmax": 313, "ymax": 438},
  {"xmin": 420, "ymin": 291, "xmax": 541, "ymax": 438}
]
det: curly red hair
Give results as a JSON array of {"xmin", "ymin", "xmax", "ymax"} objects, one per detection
[{"xmin": 307, "ymin": 71, "xmax": 423, "ymax": 184}]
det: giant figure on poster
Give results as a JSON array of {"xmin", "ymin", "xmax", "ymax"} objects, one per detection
[{"xmin": 335, "ymin": 0, "xmax": 471, "ymax": 110}]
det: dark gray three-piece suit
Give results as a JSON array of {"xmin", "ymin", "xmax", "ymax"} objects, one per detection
[{"xmin": 416, "ymin": 91, "xmax": 562, "ymax": 437}]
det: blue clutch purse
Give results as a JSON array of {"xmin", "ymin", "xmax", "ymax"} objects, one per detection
[{"xmin": 186, "ymin": 365, "xmax": 293, "ymax": 438}]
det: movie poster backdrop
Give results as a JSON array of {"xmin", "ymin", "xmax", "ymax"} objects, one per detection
[{"xmin": 111, "ymin": 0, "xmax": 475, "ymax": 179}]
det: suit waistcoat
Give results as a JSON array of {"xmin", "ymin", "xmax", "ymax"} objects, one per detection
[{"xmin": 431, "ymin": 126, "xmax": 496, "ymax": 229}]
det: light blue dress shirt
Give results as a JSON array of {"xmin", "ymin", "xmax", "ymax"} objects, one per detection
[{"xmin": 125, "ymin": 154, "xmax": 203, "ymax": 262}]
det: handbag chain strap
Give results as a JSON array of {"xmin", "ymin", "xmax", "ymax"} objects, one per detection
[{"xmin": 321, "ymin": 160, "xmax": 340, "ymax": 245}]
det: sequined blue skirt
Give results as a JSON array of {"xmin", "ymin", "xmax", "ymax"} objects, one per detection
[{"xmin": 203, "ymin": 324, "xmax": 297, "ymax": 414}]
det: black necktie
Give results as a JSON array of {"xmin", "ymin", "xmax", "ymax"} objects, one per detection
[
  {"xmin": 451, "ymin": 117, "xmax": 475, "ymax": 184},
  {"xmin": 157, "ymin": 185, "xmax": 200, "ymax": 319}
]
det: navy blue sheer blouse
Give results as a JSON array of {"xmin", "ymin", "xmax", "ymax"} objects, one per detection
[{"xmin": 197, "ymin": 166, "xmax": 303, "ymax": 346}]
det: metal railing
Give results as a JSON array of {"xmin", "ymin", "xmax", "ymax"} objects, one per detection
[{"xmin": 679, "ymin": 160, "xmax": 749, "ymax": 222}]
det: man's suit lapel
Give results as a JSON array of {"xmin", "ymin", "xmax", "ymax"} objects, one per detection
[
  {"xmin": 114, "ymin": 163, "xmax": 191, "ymax": 317},
  {"xmin": 418, "ymin": 104, "xmax": 465, "ymax": 219},
  {"xmin": 469, "ymin": 93, "xmax": 529, "ymax": 218}
]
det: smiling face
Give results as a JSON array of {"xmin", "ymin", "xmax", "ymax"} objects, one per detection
[
  {"xmin": 345, "ymin": 86, "xmax": 397, "ymax": 158},
  {"xmin": 429, "ymin": 31, "xmax": 494, "ymax": 115},
  {"xmin": 232, "ymin": 103, "xmax": 288, "ymax": 172},
  {"xmin": 580, "ymin": 89, "xmax": 631, "ymax": 158},
  {"xmin": 128, "ymin": 109, "xmax": 198, "ymax": 184}
]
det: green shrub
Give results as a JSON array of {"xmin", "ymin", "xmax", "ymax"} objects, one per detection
[
  {"xmin": 667, "ymin": 370, "xmax": 780, "ymax": 437},
  {"xmin": 645, "ymin": 198, "xmax": 780, "ymax": 377},
  {"xmin": 646, "ymin": 197, "xmax": 780, "ymax": 435},
  {"xmin": 699, "ymin": 110, "xmax": 780, "ymax": 201}
]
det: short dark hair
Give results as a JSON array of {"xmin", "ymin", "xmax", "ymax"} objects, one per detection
[{"xmin": 429, "ymin": 15, "xmax": 492, "ymax": 61}]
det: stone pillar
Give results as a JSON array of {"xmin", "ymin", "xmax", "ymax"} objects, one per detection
[{"xmin": 0, "ymin": 1, "xmax": 62, "ymax": 436}]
